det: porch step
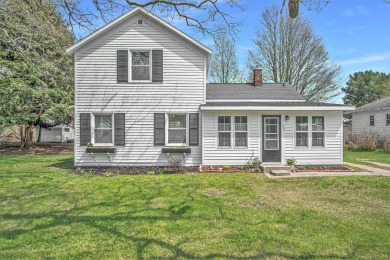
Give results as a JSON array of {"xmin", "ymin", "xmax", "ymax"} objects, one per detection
[
  {"xmin": 270, "ymin": 170, "xmax": 290, "ymax": 176},
  {"xmin": 261, "ymin": 164, "xmax": 291, "ymax": 174}
]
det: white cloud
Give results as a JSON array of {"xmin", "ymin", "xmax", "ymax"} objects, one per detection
[
  {"xmin": 340, "ymin": 52, "xmax": 390, "ymax": 66},
  {"xmin": 343, "ymin": 5, "xmax": 368, "ymax": 17}
]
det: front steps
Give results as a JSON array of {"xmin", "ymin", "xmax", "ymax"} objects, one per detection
[{"xmin": 261, "ymin": 164, "xmax": 291, "ymax": 174}]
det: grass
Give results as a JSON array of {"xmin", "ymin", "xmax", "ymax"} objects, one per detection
[
  {"xmin": 0, "ymin": 153, "xmax": 389, "ymax": 258},
  {"xmin": 344, "ymin": 149, "xmax": 390, "ymax": 166}
]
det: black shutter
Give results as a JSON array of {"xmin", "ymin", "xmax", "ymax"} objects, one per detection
[
  {"xmin": 189, "ymin": 113, "xmax": 199, "ymax": 146},
  {"xmin": 80, "ymin": 113, "xmax": 91, "ymax": 145},
  {"xmin": 152, "ymin": 50, "xmax": 163, "ymax": 82},
  {"xmin": 114, "ymin": 113, "xmax": 125, "ymax": 146},
  {"xmin": 117, "ymin": 50, "xmax": 128, "ymax": 83},
  {"xmin": 154, "ymin": 113, "xmax": 165, "ymax": 145}
]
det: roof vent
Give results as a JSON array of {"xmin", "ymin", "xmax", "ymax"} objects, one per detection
[{"xmin": 137, "ymin": 19, "xmax": 144, "ymax": 25}]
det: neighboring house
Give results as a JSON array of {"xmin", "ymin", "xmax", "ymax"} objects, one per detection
[
  {"xmin": 37, "ymin": 125, "xmax": 75, "ymax": 143},
  {"xmin": 351, "ymin": 96, "xmax": 390, "ymax": 138},
  {"xmin": 66, "ymin": 7, "xmax": 355, "ymax": 167},
  {"xmin": 343, "ymin": 119, "xmax": 352, "ymax": 143}
]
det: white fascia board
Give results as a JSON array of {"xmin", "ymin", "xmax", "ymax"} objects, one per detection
[
  {"xmin": 206, "ymin": 99, "xmax": 306, "ymax": 102},
  {"xmin": 201, "ymin": 106, "xmax": 356, "ymax": 111},
  {"xmin": 66, "ymin": 7, "xmax": 212, "ymax": 55}
]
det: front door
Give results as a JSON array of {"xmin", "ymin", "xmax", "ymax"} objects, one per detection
[{"xmin": 262, "ymin": 116, "xmax": 281, "ymax": 163}]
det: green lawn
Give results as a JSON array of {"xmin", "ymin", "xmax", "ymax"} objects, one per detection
[
  {"xmin": 0, "ymin": 153, "xmax": 389, "ymax": 258},
  {"xmin": 344, "ymin": 149, "xmax": 390, "ymax": 165}
]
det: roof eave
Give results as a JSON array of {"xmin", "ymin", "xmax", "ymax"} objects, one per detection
[
  {"xmin": 66, "ymin": 7, "xmax": 212, "ymax": 56},
  {"xmin": 201, "ymin": 105, "xmax": 356, "ymax": 111}
]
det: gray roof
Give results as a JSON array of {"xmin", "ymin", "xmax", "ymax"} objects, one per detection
[
  {"xmin": 355, "ymin": 96, "xmax": 390, "ymax": 112},
  {"xmin": 202, "ymin": 101, "xmax": 347, "ymax": 107},
  {"xmin": 206, "ymin": 83, "xmax": 306, "ymax": 101}
]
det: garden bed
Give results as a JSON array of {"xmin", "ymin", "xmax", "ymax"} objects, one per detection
[
  {"xmin": 295, "ymin": 165, "xmax": 354, "ymax": 172},
  {"xmin": 72, "ymin": 165, "xmax": 199, "ymax": 176},
  {"xmin": 200, "ymin": 165, "xmax": 261, "ymax": 173}
]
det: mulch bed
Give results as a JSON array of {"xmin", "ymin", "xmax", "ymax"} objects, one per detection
[
  {"xmin": 200, "ymin": 165, "xmax": 258, "ymax": 173},
  {"xmin": 295, "ymin": 165, "xmax": 354, "ymax": 172},
  {"xmin": 0, "ymin": 144, "xmax": 73, "ymax": 155},
  {"xmin": 73, "ymin": 166, "xmax": 199, "ymax": 176}
]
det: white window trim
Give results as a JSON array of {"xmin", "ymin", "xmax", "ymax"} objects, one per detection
[
  {"xmin": 264, "ymin": 116, "xmax": 279, "ymax": 151},
  {"xmin": 294, "ymin": 115, "xmax": 327, "ymax": 149},
  {"xmin": 216, "ymin": 115, "xmax": 249, "ymax": 149},
  {"xmin": 91, "ymin": 113, "xmax": 114, "ymax": 146},
  {"xmin": 369, "ymin": 115, "xmax": 375, "ymax": 126},
  {"xmin": 295, "ymin": 116, "xmax": 309, "ymax": 148},
  {"xmin": 165, "ymin": 113, "xmax": 189, "ymax": 147},
  {"xmin": 234, "ymin": 116, "xmax": 249, "ymax": 148},
  {"xmin": 311, "ymin": 116, "xmax": 325, "ymax": 148},
  {"xmin": 217, "ymin": 116, "xmax": 232, "ymax": 148},
  {"xmin": 129, "ymin": 50, "xmax": 152, "ymax": 83}
]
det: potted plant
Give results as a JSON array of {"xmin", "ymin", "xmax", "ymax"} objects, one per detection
[{"xmin": 286, "ymin": 158, "xmax": 297, "ymax": 172}]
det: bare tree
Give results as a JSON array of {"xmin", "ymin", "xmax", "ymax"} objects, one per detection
[
  {"xmin": 209, "ymin": 32, "xmax": 242, "ymax": 83},
  {"xmin": 49, "ymin": 0, "xmax": 243, "ymax": 39},
  {"xmin": 248, "ymin": 5, "xmax": 342, "ymax": 102}
]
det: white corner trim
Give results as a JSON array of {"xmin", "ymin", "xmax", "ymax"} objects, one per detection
[
  {"xmin": 66, "ymin": 7, "xmax": 212, "ymax": 55},
  {"xmin": 200, "ymin": 106, "xmax": 356, "ymax": 111}
]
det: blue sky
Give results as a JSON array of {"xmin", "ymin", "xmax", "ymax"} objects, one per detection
[
  {"xmin": 170, "ymin": 0, "xmax": 390, "ymax": 102},
  {"xmin": 75, "ymin": 0, "xmax": 390, "ymax": 103}
]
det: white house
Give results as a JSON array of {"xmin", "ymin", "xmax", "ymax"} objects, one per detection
[
  {"xmin": 66, "ymin": 7, "xmax": 355, "ymax": 167},
  {"xmin": 352, "ymin": 96, "xmax": 390, "ymax": 137}
]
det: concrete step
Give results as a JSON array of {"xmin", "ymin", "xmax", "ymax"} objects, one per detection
[
  {"xmin": 261, "ymin": 164, "xmax": 291, "ymax": 174},
  {"xmin": 270, "ymin": 170, "xmax": 291, "ymax": 176}
]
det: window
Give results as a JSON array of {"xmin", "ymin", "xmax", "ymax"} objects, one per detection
[
  {"xmin": 168, "ymin": 114, "xmax": 186, "ymax": 144},
  {"xmin": 131, "ymin": 51, "xmax": 150, "ymax": 81},
  {"xmin": 235, "ymin": 116, "xmax": 248, "ymax": 147},
  {"xmin": 387, "ymin": 114, "xmax": 390, "ymax": 126},
  {"xmin": 370, "ymin": 115, "xmax": 375, "ymax": 126},
  {"xmin": 296, "ymin": 116, "xmax": 308, "ymax": 147},
  {"xmin": 94, "ymin": 115, "xmax": 112, "ymax": 144},
  {"xmin": 218, "ymin": 116, "xmax": 231, "ymax": 147},
  {"xmin": 312, "ymin": 116, "xmax": 325, "ymax": 147},
  {"xmin": 64, "ymin": 128, "xmax": 70, "ymax": 133}
]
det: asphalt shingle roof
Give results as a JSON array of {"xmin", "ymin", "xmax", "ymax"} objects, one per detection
[
  {"xmin": 355, "ymin": 96, "xmax": 390, "ymax": 112},
  {"xmin": 206, "ymin": 83, "xmax": 306, "ymax": 101},
  {"xmin": 202, "ymin": 101, "xmax": 346, "ymax": 107}
]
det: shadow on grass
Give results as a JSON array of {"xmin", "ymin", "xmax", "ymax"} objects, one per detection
[
  {"xmin": 0, "ymin": 186, "xmax": 352, "ymax": 259},
  {"xmin": 50, "ymin": 156, "xmax": 74, "ymax": 170}
]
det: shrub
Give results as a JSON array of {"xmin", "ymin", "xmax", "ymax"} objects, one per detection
[
  {"xmin": 347, "ymin": 132, "xmax": 377, "ymax": 151},
  {"xmin": 167, "ymin": 156, "xmax": 183, "ymax": 173},
  {"xmin": 147, "ymin": 171, "xmax": 155, "ymax": 175},
  {"xmin": 237, "ymin": 166, "xmax": 245, "ymax": 170},
  {"xmin": 222, "ymin": 165, "xmax": 231, "ymax": 171}
]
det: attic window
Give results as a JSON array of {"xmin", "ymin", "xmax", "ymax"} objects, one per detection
[{"xmin": 137, "ymin": 19, "xmax": 144, "ymax": 25}]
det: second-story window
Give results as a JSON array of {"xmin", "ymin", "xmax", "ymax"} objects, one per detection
[
  {"xmin": 131, "ymin": 51, "xmax": 150, "ymax": 81},
  {"xmin": 370, "ymin": 115, "xmax": 375, "ymax": 126}
]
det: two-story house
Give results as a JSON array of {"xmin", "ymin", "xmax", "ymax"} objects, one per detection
[{"xmin": 66, "ymin": 7, "xmax": 355, "ymax": 168}]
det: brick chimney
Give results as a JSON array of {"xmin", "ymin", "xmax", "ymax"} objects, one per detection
[{"xmin": 253, "ymin": 67, "xmax": 262, "ymax": 86}]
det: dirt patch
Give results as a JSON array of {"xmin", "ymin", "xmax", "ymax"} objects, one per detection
[
  {"xmin": 0, "ymin": 145, "xmax": 73, "ymax": 155},
  {"xmin": 200, "ymin": 188, "xmax": 230, "ymax": 196}
]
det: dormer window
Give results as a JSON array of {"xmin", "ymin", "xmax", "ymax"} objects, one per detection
[{"xmin": 130, "ymin": 51, "xmax": 151, "ymax": 81}]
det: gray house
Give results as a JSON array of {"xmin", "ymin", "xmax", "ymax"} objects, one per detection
[
  {"xmin": 66, "ymin": 7, "xmax": 355, "ymax": 167},
  {"xmin": 352, "ymin": 96, "xmax": 390, "ymax": 137}
]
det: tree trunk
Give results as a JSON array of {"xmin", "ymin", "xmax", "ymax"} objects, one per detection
[
  {"xmin": 37, "ymin": 125, "xmax": 42, "ymax": 143},
  {"xmin": 23, "ymin": 125, "xmax": 34, "ymax": 149}
]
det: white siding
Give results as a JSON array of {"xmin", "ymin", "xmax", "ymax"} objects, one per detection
[
  {"xmin": 202, "ymin": 111, "xmax": 344, "ymax": 166},
  {"xmin": 352, "ymin": 109, "xmax": 390, "ymax": 137},
  {"xmin": 74, "ymin": 14, "xmax": 206, "ymax": 166},
  {"xmin": 284, "ymin": 112, "xmax": 343, "ymax": 165}
]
